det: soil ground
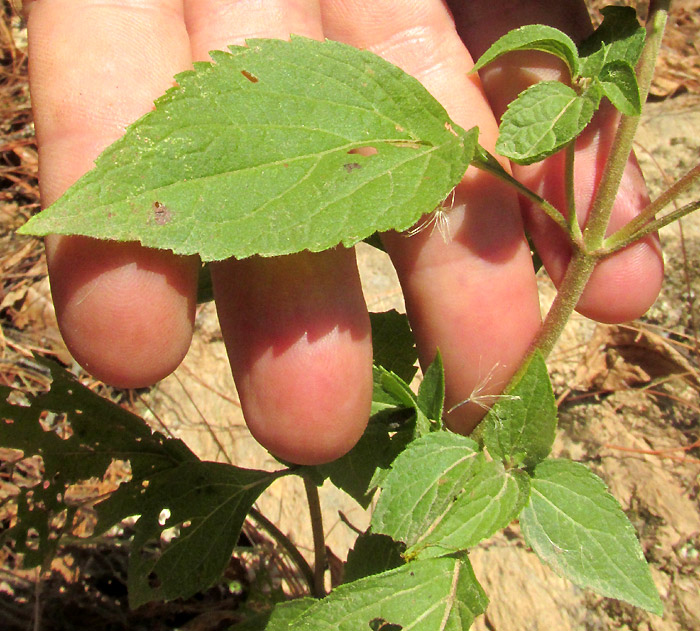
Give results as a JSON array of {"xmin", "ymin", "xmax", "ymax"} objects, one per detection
[{"xmin": 1, "ymin": 1, "xmax": 699, "ymax": 630}]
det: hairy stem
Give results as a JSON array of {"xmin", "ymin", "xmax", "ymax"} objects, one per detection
[
  {"xmin": 565, "ymin": 142, "xmax": 583, "ymax": 241},
  {"xmin": 248, "ymin": 507, "xmax": 316, "ymax": 595},
  {"xmin": 583, "ymin": 0, "xmax": 670, "ymax": 250},
  {"xmin": 602, "ymin": 199, "xmax": 700, "ymax": 255},
  {"xmin": 603, "ymin": 164, "xmax": 700, "ymax": 250},
  {"xmin": 304, "ymin": 477, "xmax": 327, "ymax": 598},
  {"xmin": 471, "ymin": 148, "xmax": 575, "ymax": 240}
]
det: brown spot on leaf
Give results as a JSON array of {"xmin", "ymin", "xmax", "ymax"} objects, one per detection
[
  {"xmin": 445, "ymin": 121, "xmax": 458, "ymax": 137},
  {"xmin": 152, "ymin": 201, "xmax": 173, "ymax": 226},
  {"xmin": 343, "ymin": 162, "xmax": 362, "ymax": 173},
  {"xmin": 241, "ymin": 70, "xmax": 259, "ymax": 83}
]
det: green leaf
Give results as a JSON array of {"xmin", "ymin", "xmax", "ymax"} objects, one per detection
[
  {"xmin": 598, "ymin": 60, "xmax": 642, "ymax": 115},
  {"xmin": 19, "ymin": 36, "xmax": 478, "ymax": 262},
  {"xmin": 313, "ymin": 409, "xmax": 414, "ymax": 509},
  {"xmin": 128, "ymin": 461, "xmax": 278, "ymax": 608},
  {"xmin": 344, "ymin": 533, "xmax": 406, "ymax": 583},
  {"xmin": 0, "ymin": 359, "xmax": 196, "ymax": 566},
  {"xmin": 481, "ymin": 351, "xmax": 557, "ymax": 469},
  {"xmin": 231, "ymin": 598, "xmax": 317, "ymax": 631},
  {"xmin": 520, "ymin": 459, "xmax": 663, "ymax": 615},
  {"xmin": 471, "ymin": 24, "xmax": 580, "ymax": 79},
  {"xmin": 370, "ymin": 310, "xmax": 417, "ymax": 383},
  {"xmin": 496, "ymin": 81, "xmax": 601, "ymax": 164},
  {"xmin": 372, "ymin": 432, "xmax": 525, "ymax": 556},
  {"xmin": 579, "ymin": 6, "xmax": 646, "ymax": 78},
  {"xmin": 416, "ymin": 351, "xmax": 445, "ymax": 428},
  {"xmin": 294, "ymin": 556, "xmax": 488, "ymax": 630}
]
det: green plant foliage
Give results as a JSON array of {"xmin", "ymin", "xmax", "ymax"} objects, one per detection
[
  {"xmin": 128, "ymin": 461, "xmax": 278, "ymax": 607},
  {"xmin": 371, "ymin": 433, "xmax": 526, "ymax": 558},
  {"xmin": 292, "ymin": 555, "xmax": 487, "ymax": 630},
  {"xmin": 416, "ymin": 351, "xmax": 445, "ymax": 429},
  {"xmin": 343, "ymin": 533, "xmax": 406, "ymax": 583},
  {"xmin": 578, "ymin": 6, "xmax": 646, "ymax": 78},
  {"xmin": 369, "ymin": 310, "xmax": 418, "ymax": 383},
  {"xmin": 231, "ymin": 598, "xmax": 317, "ymax": 631},
  {"xmin": 19, "ymin": 36, "xmax": 478, "ymax": 261},
  {"xmin": 496, "ymin": 80, "xmax": 602, "ymax": 164},
  {"xmin": 0, "ymin": 359, "xmax": 197, "ymax": 566},
  {"xmin": 520, "ymin": 459, "xmax": 663, "ymax": 615},
  {"xmin": 480, "ymin": 351, "xmax": 557, "ymax": 469},
  {"xmin": 597, "ymin": 60, "xmax": 642, "ymax": 115},
  {"xmin": 313, "ymin": 409, "xmax": 415, "ymax": 509},
  {"xmin": 470, "ymin": 24, "xmax": 580, "ymax": 78}
]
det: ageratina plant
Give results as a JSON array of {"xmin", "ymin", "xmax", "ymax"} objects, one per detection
[{"xmin": 3, "ymin": 2, "xmax": 699, "ymax": 628}]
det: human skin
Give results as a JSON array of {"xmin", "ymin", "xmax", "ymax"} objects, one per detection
[{"xmin": 25, "ymin": 0, "xmax": 663, "ymax": 465}]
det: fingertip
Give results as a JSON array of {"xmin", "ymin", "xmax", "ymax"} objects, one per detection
[
  {"xmin": 47, "ymin": 236, "xmax": 198, "ymax": 389},
  {"xmin": 576, "ymin": 235, "xmax": 664, "ymax": 323},
  {"xmin": 212, "ymin": 250, "xmax": 373, "ymax": 466}
]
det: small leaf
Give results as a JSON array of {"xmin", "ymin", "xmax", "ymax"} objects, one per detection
[
  {"xmin": 598, "ymin": 60, "xmax": 641, "ymax": 115},
  {"xmin": 294, "ymin": 556, "xmax": 488, "ymax": 631},
  {"xmin": 471, "ymin": 24, "xmax": 580, "ymax": 78},
  {"xmin": 406, "ymin": 465, "xmax": 530, "ymax": 560},
  {"xmin": 19, "ymin": 36, "xmax": 477, "ymax": 262},
  {"xmin": 128, "ymin": 461, "xmax": 278, "ymax": 607},
  {"xmin": 344, "ymin": 533, "xmax": 406, "ymax": 583},
  {"xmin": 371, "ymin": 432, "xmax": 525, "ymax": 555},
  {"xmin": 370, "ymin": 310, "xmax": 417, "ymax": 383},
  {"xmin": 496, "ymin": 81, "xmax": 600, "ymax": 164},
  {"xmin": 416, "ymin": 350, "xmax": 445, "ymax": 427},
  {"xmin": 579, "ymin": 6, "xmax": 646, "ymax": 78},
  {"xmin": 481, "ymin": 351, "xmax": 557, "ymax": 469},
  {"xmin": 520, "ymin": 459, "xmax": 663, "ymax": 615}
]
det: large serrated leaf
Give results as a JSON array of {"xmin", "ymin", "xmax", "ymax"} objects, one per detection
[
  {"xmin": 496, "ymin": 81, "xmax": 601, "ymax": 164},
  {"xmin": 128, "ymin": 461, "xmax": 279, "ymax": 608},
  {"xmin": 481, "ymin": 351, "xmax": 557, "ymax": 469},
  {"xmin": 0, "ymin": 359, "xmax": 196, "ymax": 566},
  {"xmin": 19, "ymin": 36, "xmax": 478, "ymax": 261},
  {"xmin": 520, "ymin": 459, "xmax": 663, "ymax": 615},
  {"xmin": 295, "ymin": 556, "xmax": 487, "ymax": 630},
  {"xmin": 372, "ymin": 432, "xmax": 525, "ymax": 556},
  {"xmin": 471, "ymin": 24, "xmax": 580, "ymax": 79}
]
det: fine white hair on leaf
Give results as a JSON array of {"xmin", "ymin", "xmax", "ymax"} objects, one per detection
[
  {"xmin": 405, "ymin": 188, "xmax": 458, "ymax": 243},
  {"xmin": 447, "ymin": 361, "xmax": 521, "ymax": 415}
]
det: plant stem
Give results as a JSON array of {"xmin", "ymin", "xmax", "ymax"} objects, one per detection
[
  {"xmin": 601, "ymin": 199, "xmax": 700, "ymax": 255},
  {"xmin": 304, "ymin": 477, "xmax": 327, "ymax": 598},
  {"xmin": 248, "ymin": 507, "xmax": 316, "ymax": 596},
  {"xmin": 583, "ymin": 0, "xmax": 670, "ymax": 250},
  {"xmin": 531, "ymin": 249, "xmax": 596, "ymax": 360},
  {"xmin": 565, "ymin": 142, "xmax": 583, "ymax": 241},
  {"xmin": 603, "ymin": 164, "xmax": 700, "ymax": 250},
  {"xmin": 471, "ymin": 148, "xmax": 574, "ymax": 239}
]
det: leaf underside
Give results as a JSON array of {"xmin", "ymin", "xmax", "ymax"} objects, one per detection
[
  {"xmin": 19, "ymin": 36, "xmax": 477, "ymax": 261},
  {"xmin": 520, "ymin": 459, "xmax": 663, "ymax": 615}
]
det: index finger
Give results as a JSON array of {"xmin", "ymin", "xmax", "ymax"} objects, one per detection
[{"xmin": 26, "ymin": 0, "xmax": 199, "ymax": 387}]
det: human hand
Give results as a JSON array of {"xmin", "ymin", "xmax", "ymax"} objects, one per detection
[{"xmin": 26, "ymin": 0, "xmax": 663, "ymax": 465}]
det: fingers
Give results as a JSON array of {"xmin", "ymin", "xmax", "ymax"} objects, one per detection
[
  {"xmin": 186, "ymin": 0, "xmax": 372, "ymax": 465},
  {"xmin": 321, "ymin": 0, "xmax": 542, "ymax": 433},
  {"xmin": 450, "ymin": 0, "xmax": 664, "ymax": 323},
  {"xmin": 27, "ymin": 0, "xmax": 198, "ymax": 388}
]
